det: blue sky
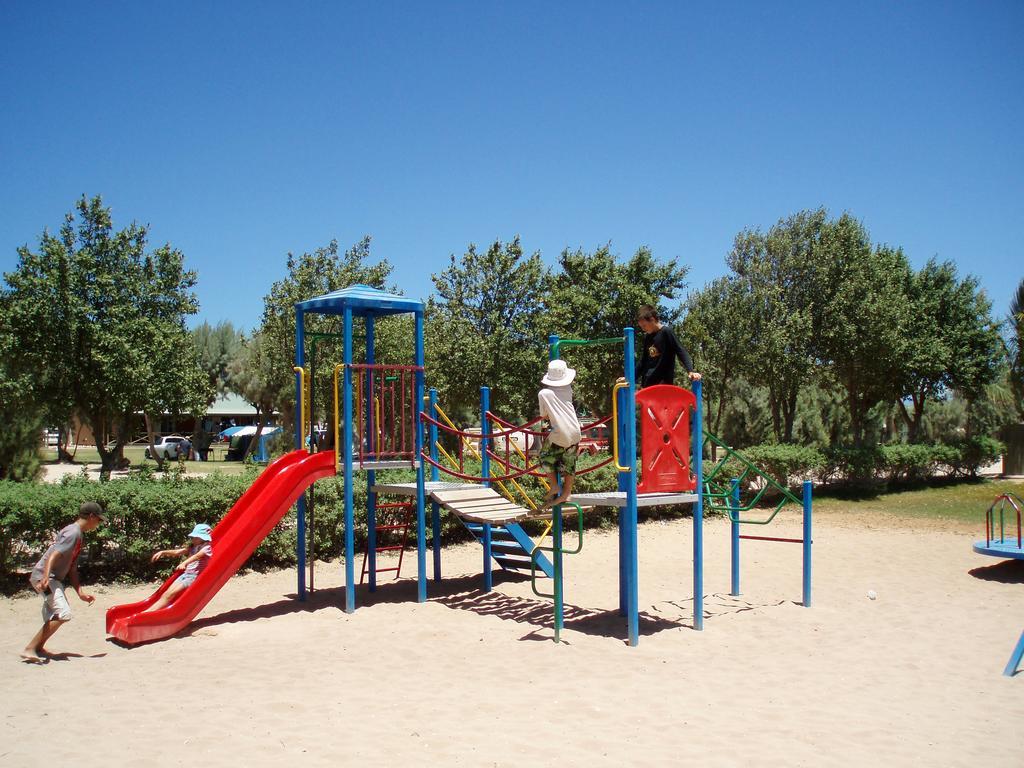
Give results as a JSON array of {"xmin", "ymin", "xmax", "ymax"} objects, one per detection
[{"xmin": 2, "ymin": 2, "xmax": 1021, "ymax": 333}]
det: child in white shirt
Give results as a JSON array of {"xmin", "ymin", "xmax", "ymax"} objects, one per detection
[{"xmin": 538, "ymin": 359, "xmax": 582, "ymax": 508}]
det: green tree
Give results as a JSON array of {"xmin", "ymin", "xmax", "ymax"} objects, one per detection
[
  {"xmin": 810, "ymin": 215, "xmax": 913, "ymax": 447},
  {"xmin": 1005, "ymin": 278, "xmax": 1024, "ymax": 420},
  {"xmin": 190, "ymin": 321, "xmax": 243, "ymax": 454},
  {"xmin": 228, "ymin": 331, "xmax": 279, "ymax": 460},
  {"xmin": 0, "ymin": 300, "xmax": 44, "ymax": 479},
  {"xmin": 727, "ymin": 210, "xmax": 825, "ymax": 443},
  {"xmin": 426, "ymin": 237, "xmax": 549, "ymax": 422},
  {"xmin": 545, "ymin": 244, "xmax": 691, "ymax": 415},
  {"xmin": 897, "ymin": 260, "xmax": 1004, "ymax": 441},
  {"xmin": 681, "ymin": 277, "xmax": 753, "ymax": 441},
  {"xmin": 2, "ymin": 196, "xmax": 206, "ymax": 475},
  {"xmin": 258, "ymin": 237, "xmax": 396, "ymax": 432}
]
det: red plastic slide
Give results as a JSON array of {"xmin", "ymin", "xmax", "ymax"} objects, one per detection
[{"xmin": 106, "ymin": 449, "xmax": 336, "ymax": 645}]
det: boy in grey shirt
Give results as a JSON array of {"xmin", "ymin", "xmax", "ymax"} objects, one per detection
[{"xmin": 21, "ymin": 502, "xmax": 105, "ymax": 663}]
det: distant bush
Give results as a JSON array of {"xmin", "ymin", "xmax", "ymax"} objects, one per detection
[
  {"xmin": 0, "ymin": 470, "xmax": 256, "ymax": 589},
  {"xmin": 741, "ymin": 444, "xmax": 826, "ymax": 489},
  {"xmin": 879, "ymin": 443, "xmax": 937, "ymax": 484},
  {"xmin": 822, "ymin": 446, "xmax": 886, "ymax": 489},
  {"xmin": 949, "ymin": 436, "xmax": 1005, "ymax": 478}
]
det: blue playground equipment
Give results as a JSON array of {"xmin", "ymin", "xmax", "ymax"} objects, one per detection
[
  {"xmin": 972, "ymin": 492, "xmax": 1024, "ymax": 676},
  {"xmin": 973, "ymin": 493, "xmax": 1024, "ymax": 561},
  {"xmin": 291, "ymin": 284, "xmax": 814, "ymax": 647}
]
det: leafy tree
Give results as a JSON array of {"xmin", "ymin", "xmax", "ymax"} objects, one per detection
[
  {"xmin": 2, "ymin": 196, "xmax": 206, "ymax": 475},
  {"xmin": 810, "ymin": 215, "xmax": 913, "ymax": 447},
  {"xmin": 545, "ymin": 244, "xmax": 691, "ymax": 415},
  {"xmin": 426, "ymin": 237, "xmax": 549, "ymax": 422},
  {"xmin": 896, "ymin": 260, "xmax": 1004, "ymax": 441},
  {"xmin": 192, "ymin": 321, "xmax": 243, "ymax": 399},
  {"xmin": 681, "ymin": 277, "xmax": 752, "ymax": 441},
  {"xmin": 895, "ymin": 260, "xmax": 961, "ymax": 442},
  {"xmin": 1005, "ymin": 278, "xmax": 1024, "ymax": 420},
  {"xmin": 190, "ymin": 321, "xmax": 243, "ymax": 453},
  {"xmin": 227, "ymin": 331, "xmax": 278, "ymax": 460},
  {"xmin": 727, "ymin": 210, "xmax": 824, "ymax": 443},
  {"xmin": 0, "ymin": 301, "xmax": 44, "ymax": 479},
  {"xmin": 258, "ymin": 237, "xmax": 396, "ymax": 432}
]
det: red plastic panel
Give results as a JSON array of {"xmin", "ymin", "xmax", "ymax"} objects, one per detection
[{"xmin": 636, "ymin": 384, "xmax": 696, "ymax": 493}]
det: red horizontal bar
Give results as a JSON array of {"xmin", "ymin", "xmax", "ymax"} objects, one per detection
[
  {"xmin": 347, "ymin": 363, "xmax": 423, "ymax": 371},
  {"xmin": 738, "ymin": 535, "xmax": 804, "ymax": 544}
]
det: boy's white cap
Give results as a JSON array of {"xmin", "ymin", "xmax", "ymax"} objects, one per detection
[{"xmin": 541, "ymin": 359, "xmax": 576, "ymax": 387}]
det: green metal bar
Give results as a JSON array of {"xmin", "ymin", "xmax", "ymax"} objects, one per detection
[
  {"xmin": 551, "ymin": 337, "xmax": 624, "ymax": 357},
  {"xmin": 530, "ymin": 503, "xmax": 584, "ymax": 599},
  {"xmin": 702, "ymin": 432, "xmax": 802, "ymax": 506}
]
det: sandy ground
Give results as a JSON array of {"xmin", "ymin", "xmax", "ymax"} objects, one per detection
[{"xmin": 4, "ymin": 508, "xmax": 1024, "ymax": 767}]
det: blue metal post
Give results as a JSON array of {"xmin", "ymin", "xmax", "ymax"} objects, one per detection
[
  {"xmin": 802, "ymin": 479, "xmax": 813, "ymax": 607},
  {"xmin": 342, "ymin": 307, "xmax": 355, "ymax": 613},
  {"xmin": 480, "ymin": 386, "xmax": 491, "ymax": 487},
  {"xmin": 295, "ymin": 310, "xmax": 307, "ymax": 601},
  {"xmin": 479, "ymin": 386, "xmax": 491, "ymax": 592},
  {"xmin": 428, "ymin": 388, "xmax": 442, "ymax": 582},
  {"xmin": 623, "ymin": 327, "xmax": 639, "ymax": 646},
  {"xmin": 365, "ymin": 315, "xmax": 377, "ymax": 592},
  {"xmin": 414, "ymin": 310, "xmax": 427, "ymax": 603},
  {"xmin": 730, "ymin": 478, "xmax": 740, "ymax": 596},
  {"xmin": 693, "ymin": 378, "xmax": 704, "ymax": 631},
  {"xmin": 483, "ymin": 524, "xmax": 493, "ymax": 591},
  {"xmin": 1004, "ymin": 630, "xmax": 1024, "ymax": 676}
]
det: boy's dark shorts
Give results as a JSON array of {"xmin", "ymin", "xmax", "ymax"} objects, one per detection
[{"xmin": 539, "ymin": 441, "xmax": 579, "ymax": 476}]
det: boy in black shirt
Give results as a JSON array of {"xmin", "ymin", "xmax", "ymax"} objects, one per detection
[{"xmin": 632, "ymin": 304, "xmax": 701, "ymax": 388}]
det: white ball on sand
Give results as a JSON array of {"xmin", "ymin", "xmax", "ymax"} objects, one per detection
[{"xmin": 867, "ymin": 590, "xmax": 877, "ymax": 600}]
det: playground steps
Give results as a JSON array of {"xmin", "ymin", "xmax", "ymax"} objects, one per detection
[
  {"xmin": 463, "ymin": 521, "xmax": 554, "ymax": 578},
  {"xmin": 367, "ymin": 482, "xmax": 556, "ymax": 579}
]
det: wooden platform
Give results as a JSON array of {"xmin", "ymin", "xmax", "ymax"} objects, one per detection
[
  {"xmin": 567, "ymin": 491, "xmax": 698, "ymax": 508},
  {"xmin": 370, "ymin": 480, "xmax": 478, "ymax": 497},
  {"xmin": 430, "ymin": 487, "xmax": 571, "ymax": 525}
]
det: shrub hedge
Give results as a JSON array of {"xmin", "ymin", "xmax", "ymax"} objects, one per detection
[
  {"xmin": 708, "ymin": 439, "xmax": 1005, "ymax": 491},
  {"xmin": 0, "ymin": 451, "xmax": 643, "ymax": 592},
  {"xmin": 1, "ymin": 435, "xmax": 1004, "ymax": 592}
]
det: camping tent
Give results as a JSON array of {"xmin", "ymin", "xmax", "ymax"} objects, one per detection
[{"xmin": 220, "ymin": 425, "xmax": 282, "ymax": 461}]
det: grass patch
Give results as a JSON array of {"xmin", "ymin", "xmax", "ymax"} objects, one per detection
[
  {"xmin": 39, "ymin": 446, "xmax": 251, "ymax": 476},
  {"xmin": 813, "ymin": 479, "xmax": 1023, "ymax": 525}
]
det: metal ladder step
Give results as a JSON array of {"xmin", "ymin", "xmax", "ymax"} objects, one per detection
[{"xmin": 493, "ymin": 553, "xmax": 535, "ymax": 570}]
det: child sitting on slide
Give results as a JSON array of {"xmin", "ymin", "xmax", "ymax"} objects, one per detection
[
  {"xmin": 145, "ymin": 523, "xmax": 214, "ymax": 612},
  {"xmin": 538, "ymin": 359, "xmax": 582, "ymax": 509}
]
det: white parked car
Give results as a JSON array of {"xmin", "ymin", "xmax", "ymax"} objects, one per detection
[{"xmin": 145, "ymin": 435, "xmax": 191, "ymax": 460}]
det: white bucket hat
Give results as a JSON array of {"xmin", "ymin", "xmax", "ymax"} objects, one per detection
[{"xmin": 541, "ymin": 359, "xmax": 576, "ymax": 387}]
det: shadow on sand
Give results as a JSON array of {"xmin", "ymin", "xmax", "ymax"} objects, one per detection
[{"xmin": 969, "ymin": 558, "xmax": 1024, "ymax": 584}]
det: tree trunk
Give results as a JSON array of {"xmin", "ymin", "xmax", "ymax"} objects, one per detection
[
  {"xmin": 241, "ymin": 408, "xmax": 263, "ymax": 461},
  {"xmin": 91, "ymin": 412, "xmax": 119, "ymax": 479},
  {"xmin": 848, "ymin": 391, "xmax": 865, "ymax": 447},
  {"xmin": 782, "ymin": 386, "xmax": 799, "ymax": 444},
  {"xmin": 56, "ymin": 425, "xmax": 74, "ymax": 463},
  {"xmin": 144, "ymin": 413, "xmax": 166, "ymax": 471},
  {"xmin": 768, "ymin": 390, "xmax": 783, "ymax": 443},
  {"xmin": 897, "ymin": 393, "xmax": 927, "ymax": 443}
]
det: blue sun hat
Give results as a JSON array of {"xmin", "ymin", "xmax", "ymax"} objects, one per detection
[{"xmin": 188, "ymin": 523, "xmax": 213, "ymax": 541}]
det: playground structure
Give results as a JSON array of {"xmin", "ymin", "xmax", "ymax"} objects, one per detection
[
  {"xmin": 972, "ymin": 492, "xmax": 1024, "ymax": 676},
  {"xmin": 107, "ymin": 284, "xmax": 813, "ymax": 647}
]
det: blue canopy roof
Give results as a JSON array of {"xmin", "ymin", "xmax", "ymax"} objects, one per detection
[{"xmin": 294, "ymin": 284, "xmax": 423, "ymax": 317}]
